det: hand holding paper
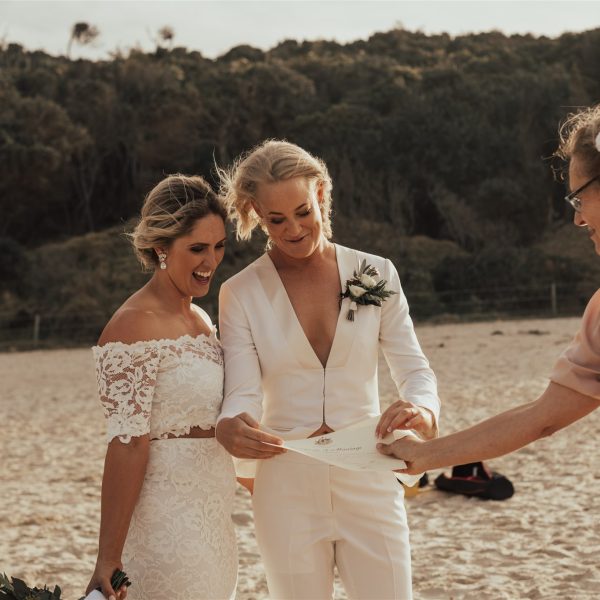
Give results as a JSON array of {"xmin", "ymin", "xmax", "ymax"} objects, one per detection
[{"xmin": 266, "ymin": 416, "xmax": 423, "ymax": 487}]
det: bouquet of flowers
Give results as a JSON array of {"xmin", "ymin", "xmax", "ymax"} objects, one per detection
[
  {"xmin": 0, "ymin": 573, "xmax": 62, "ymax": 599},
  {"xmin": 0, "ymin": 570, "xmax": 131, "ymax": 600}
]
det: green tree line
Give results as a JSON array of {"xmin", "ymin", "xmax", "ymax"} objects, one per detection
[{"xmin": 1, "ymin": 27, "xmax": 600, "ymax": 346}]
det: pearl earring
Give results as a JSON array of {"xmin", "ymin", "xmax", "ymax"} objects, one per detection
[{"xmin": 158, "ymin": 252, "xmax": 167, "ymax": 270}]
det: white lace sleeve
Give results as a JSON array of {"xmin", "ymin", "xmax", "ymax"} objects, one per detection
[{"xmin": 92, "ymin": 341, "xmax": 161, "ymax": 444}]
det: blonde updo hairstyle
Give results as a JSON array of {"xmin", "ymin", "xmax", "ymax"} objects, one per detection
[
  {"xmin": 219, "ymin": 140, "xmax": 333, "ymax": 241},
  {"xmin": 131, "ymin": 174, "xmax": 226, "ymax": 270},
  {"xmin": 556, "ymin": 104, "xmax": 600, "ymax": 179}
]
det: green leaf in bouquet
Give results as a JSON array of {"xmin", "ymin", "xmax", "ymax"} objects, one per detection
[
  {"xmin": 38, "ymin": 588, "xmax": 61, "ymax": 600},
  {"xmin": 111, "ymin": 570, "xmax": 131, "ymax": 590},
  {"xmin": 0, "ymin": 575, "xmax": 61, "ymax": 600},
  {"xmin": 11, "ymin": 578, "xmax": 29, "ymax": 598},
  {"xmin": 0, "ymin": 573, "xmax": 13, "ymax": 588},
  {"xmin": 80, "ymin": 568, "xmax": 132, "ymax": 600},
  {"xmin": 0, "ymin": 572, "xmax": 15, "ymax": 597}
]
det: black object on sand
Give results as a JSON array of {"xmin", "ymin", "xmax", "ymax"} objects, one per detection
[{"xmin": 434, "ymin": 461, "xmax": 514, "ymax": 500}]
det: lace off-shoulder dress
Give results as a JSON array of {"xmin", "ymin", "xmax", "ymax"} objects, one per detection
[{"xmin": 92, "ymin": 329, "xmax": 237, "ymax": 600}]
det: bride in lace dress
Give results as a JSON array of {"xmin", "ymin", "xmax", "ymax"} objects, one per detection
[{"xmin": 85, "ymin": 175, "xmax": 237, "ymax": 600}]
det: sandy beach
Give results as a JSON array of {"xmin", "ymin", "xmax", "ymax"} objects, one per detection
[{"xmin": 2, "ymin": 316, "xmax": 600, "ymax": 599}]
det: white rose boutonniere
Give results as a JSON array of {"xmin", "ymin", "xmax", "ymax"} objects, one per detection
[
  {"xmin": 360, "ymin": 273, "xmax": 377, "ymax": 287},
  {"xmin": 348, "ymin": 284, "xmax": 368, "ymax": 297},
  {"xmin": 341, "ymin": 259, "xmax": 397, "ymax": 321}
]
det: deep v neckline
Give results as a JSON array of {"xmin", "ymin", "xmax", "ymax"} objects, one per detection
[{"xmin": 266, "ymin": 244, "xmax": 345, "ymax": 369}]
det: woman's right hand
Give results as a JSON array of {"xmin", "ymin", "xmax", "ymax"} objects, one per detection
[
  {"xmin": 86, "ymin": 558, "xmax": 128, "ymax": 600},
  {"xmin": 216, "ymin": 413, "xmax": 286, "ymax": 458}
]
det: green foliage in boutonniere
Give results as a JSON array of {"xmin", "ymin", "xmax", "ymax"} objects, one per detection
[{"xmin": 340, "ymin": 259, "xmax": 397, "ymax": 321}]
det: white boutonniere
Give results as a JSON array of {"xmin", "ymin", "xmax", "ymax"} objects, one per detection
[{"xmin": 340, "ymin": 259, "xmax": 397, "ymax": 321}]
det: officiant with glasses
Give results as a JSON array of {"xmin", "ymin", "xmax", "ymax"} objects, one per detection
[{"xmin": 378, "ymin": 105, "xmax": 600, "ymax": 479}]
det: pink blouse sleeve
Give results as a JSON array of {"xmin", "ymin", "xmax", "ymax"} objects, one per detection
[{"xmin": 549, "ymin": 289, "xmax": 600, "ymax": 400}]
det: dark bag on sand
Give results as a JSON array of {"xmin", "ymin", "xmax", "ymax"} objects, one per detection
[{"xmin": 434, "ymin": 461, "xmax": 514, "ymax": 501}]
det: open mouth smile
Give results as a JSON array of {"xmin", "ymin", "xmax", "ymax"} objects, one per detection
[{"xmin": 193, "ymin": 270, "xmax": 212, "ymax": 284}]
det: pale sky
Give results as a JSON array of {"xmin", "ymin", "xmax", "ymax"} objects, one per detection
[{"xmin": 1, "ymin": 0, "xmax": 599, "ymax": 60}]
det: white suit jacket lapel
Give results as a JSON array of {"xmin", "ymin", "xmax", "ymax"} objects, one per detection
[
  {"xmin": 253, "ymin": 246, "xmax": 361, "ymax": 370},
  {"xmin": 254, "ymin": 253, "xmax": 322, "ymax": 369},
  {"xmin": 326, "ymin": 244, "xmax": 360, "ymax": 369}
]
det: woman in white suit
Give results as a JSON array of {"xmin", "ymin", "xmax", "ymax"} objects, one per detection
[{"xmin": 216, "ymin": 140, "xmax": 440, "ymax": 600}]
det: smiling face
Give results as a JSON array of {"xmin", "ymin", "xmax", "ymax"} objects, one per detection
[
  {"xmin": 253, "ymin": 176, "xmax": 325, "ymax": 259},
  {"xmin": 156, "ymin": 213, "xmax": 226, "ymax": 298},
  {"xmin": 569, "ymin": 156, "xmax": 600, "ymax": 254}
]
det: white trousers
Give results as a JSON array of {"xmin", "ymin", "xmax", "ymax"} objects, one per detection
[{"xmin": 252, "ymin": 451, "xmax": 412, "ymax": 600}]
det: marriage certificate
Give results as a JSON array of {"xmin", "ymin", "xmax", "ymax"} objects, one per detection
[{"xmin": 267, "ymin": 416, "xmax": 421, "ymax": 486}]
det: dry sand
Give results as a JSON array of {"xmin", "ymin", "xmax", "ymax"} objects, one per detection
[{"xmin": 1, "ymin": 316, "xmax": 600, "ymax": 599}]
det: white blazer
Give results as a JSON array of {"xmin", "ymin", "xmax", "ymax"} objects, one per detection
[{"xmin": 217, "ymin": 243, "xmax": 440, "ymax": 476}]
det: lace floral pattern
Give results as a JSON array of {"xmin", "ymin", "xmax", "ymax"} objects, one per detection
[
  {"xmin": 92, "ymin": 330, "xmax": 237, "ymax": 599},
  {"xmin": 92, "ymin": 332, "xmax": 224, "ymax": 443},
  {"xmin": 122, "ymin": 439, "xmax": 237, "ymax": 600}
]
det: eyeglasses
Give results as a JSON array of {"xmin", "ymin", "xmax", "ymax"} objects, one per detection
[{"xmin": 565, "ymin": 175, "xmax": 600, "ymax": 212}]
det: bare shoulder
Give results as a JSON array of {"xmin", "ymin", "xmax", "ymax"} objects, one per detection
[
  {"xmin": 97, "ymin": 307, "xmax": 166, "ymax": 346},
  {"xmin": 191, "ymin": 303, "xmax": 213, "ymax": 329}
]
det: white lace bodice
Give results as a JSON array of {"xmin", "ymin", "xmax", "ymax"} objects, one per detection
[{"xmin": 92, "ymin": 330, "xmax": 224, "ymax": 443}]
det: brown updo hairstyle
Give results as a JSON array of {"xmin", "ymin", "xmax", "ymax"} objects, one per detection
[
  {"xmin": 130, "ymin": 174, "xmax": 227, "ymax": 270},
  {"xmin": 556, "ymin": 104, "xmax": 600, "ymax": 179},
  {"xmin": 218, "ymin": 140, "xmax": 333, "ymax": 241}
]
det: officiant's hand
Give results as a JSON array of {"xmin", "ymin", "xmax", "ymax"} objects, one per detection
[
  {"xmin": 216, "ymin": 413, "xmax": 286, "ymax": 459},
  {"xmin": 86, "ymin": 559, "xmax": 127, "ymax": 600},
  {"xmin": 376, "ymin": 400, "xmax": 437, "ymax": 440},
  {"xmin": 377, "ymin": 436, "xmax": 430, "ymax": 475}
]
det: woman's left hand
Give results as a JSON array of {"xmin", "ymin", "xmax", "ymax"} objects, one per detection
[{"xmin": 376, "ymin": 400, "xmax": 437, "ymax": 440}]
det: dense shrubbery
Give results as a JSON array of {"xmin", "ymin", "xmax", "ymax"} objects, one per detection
[
  {"xmin": 2, "ymin": 218, "xmax": 591, "ymax": 349},
  {"xmin": 2, "ymin": 28, "xmax": 599, "ymax": 346}
]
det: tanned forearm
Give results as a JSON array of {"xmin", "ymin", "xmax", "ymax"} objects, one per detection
[
  {"xmin": 97, "ymin": 436, "xmax": 150, "ymax": 561},
  {"xmin": 422, "ymin": 401, "xmax": 546, "ymax": 469},
  {"xmin": 420, "ymin": 383, "xmax": 599, "ymax": 470}
]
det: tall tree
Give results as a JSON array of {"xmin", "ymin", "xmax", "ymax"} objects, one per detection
[
  {"xmin": 157, "ymin": 26, "xmax": 175, "ymax": 50},
  {"xmin": 66, "ymin": 22, "xmax": 100, "ymax": 57}
]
